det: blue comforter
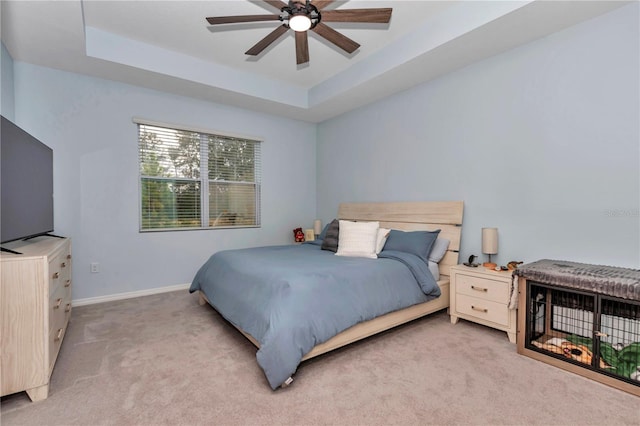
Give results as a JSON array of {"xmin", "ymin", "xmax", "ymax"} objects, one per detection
[{"xmin": 189, "ymin": 243, "xmax": 440, "ymax": 389}]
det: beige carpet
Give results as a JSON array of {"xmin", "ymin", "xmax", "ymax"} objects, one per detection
[{"xmin": 1, "ymin": 290, "xmax": 638, "ymax": 425}]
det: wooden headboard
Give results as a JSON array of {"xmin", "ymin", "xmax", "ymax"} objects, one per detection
[{"xmin": 338, "ymin": 201, "xmax": 464, "ymax": 279}]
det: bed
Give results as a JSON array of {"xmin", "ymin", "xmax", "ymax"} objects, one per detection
[{"xmin": 190, "ymin": 201, "xmax": 464, "ymax": 389}]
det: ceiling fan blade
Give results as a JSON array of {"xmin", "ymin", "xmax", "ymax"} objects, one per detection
[
  {"xmin": 206, "ymin": 15, "xmax": 281, "ymax": 25},
  {"xmin": 312, "ymin": 1, "xmax": 335, "ymax": 10},
  {"xmin": 262, "ymin": 0, "xmax": 288, "ymax": 10},
  {"xmin": 321, "ymin": 8, "xmax": 392, "ymax": 23},
  {"xmin": 295, "ymin": 31, "xmax": 310, "ymax": 65},
  {"xmin": 312, "ymin": 23, "xmax": 359, "ymax": 54},
  {"xmin": 245, "ymin": 25, "xmax": 289, "ymax": 56}
]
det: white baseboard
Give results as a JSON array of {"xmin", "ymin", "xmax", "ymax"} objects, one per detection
[{"xmin": 72, "ymin": 283, "xmax": 191, "ymax": 307}]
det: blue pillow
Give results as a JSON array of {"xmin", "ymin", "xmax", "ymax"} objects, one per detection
[{"xmin": 382, "ymin": 229, "xmax": 441, "ymax": 263}]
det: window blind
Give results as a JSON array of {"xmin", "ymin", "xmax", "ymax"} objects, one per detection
[{"xmin": 138, "ymin": 123, "xmax": 261, "ymax": 231}]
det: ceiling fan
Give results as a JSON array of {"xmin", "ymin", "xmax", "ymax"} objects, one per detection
[{"xmin": 206, "ymin": 0, "xmax": 392, "ymax": 65}]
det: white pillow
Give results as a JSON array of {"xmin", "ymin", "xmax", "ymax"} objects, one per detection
[
  {"xmin": 336, "ymin": 220, "xmax": 380, "ymax": 259},
  {"xmin": 376, "ymin": 227, "xmax": 391, "ymax": 254}
]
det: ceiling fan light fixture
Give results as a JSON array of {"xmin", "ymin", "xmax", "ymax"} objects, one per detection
[
  {"xmin": 289, "ymin": 14, "xmax": 312, "ymax": 32},
  {"xmin": 205, "ymin": 1, "xmax": 392, "ymax": 64}
]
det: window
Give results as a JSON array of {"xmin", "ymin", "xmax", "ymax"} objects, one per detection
[{"xmin": 137, "ymin": 120, "xmax": 261, "ymax": 231}]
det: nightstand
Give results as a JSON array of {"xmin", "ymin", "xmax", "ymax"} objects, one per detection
[{"xmin": 449, "ymin": 264, "xmax": 517, "ymax": 343}]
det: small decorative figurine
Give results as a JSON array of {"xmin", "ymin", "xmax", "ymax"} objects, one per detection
[
  {"xmin": 293, "ymin": 227, "xmax": 305, "ymax": 243},
  {"xmin": 507, "ymin": 261, "xmax": 523, "ymax": 271},
  {"xmin": 463, "ymin": 254, "xmax": 479, "ymax": 267}
]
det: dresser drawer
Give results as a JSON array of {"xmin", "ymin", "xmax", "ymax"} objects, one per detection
[
  {"xmin": 49, "ymin": 282, "xmax": 71, "ymax": 333},
  {"xmin": 49, "ymin": 250, "xmax": 71, "ymax": 296},
  {"xmin": 48, "ymin": 322, "xmax": 67, "ymax": 372},
  {"xmin": 455, "ymin": 273, "xmax": 509, "ymax": 304},
  {"xmin": 456, "ymin": 294, "xmax": 510, "ymax": 327},
  {"xmin": 48, "ymin": 275, "xmax": 71, "ymax": 374}
]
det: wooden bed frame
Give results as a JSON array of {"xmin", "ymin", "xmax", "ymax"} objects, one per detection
[{"xmin": 198, "ymin": 201, "xmax": 464, "ymax": 363}]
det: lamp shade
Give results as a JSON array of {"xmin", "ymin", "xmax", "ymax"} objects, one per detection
[
  {"xmin": 313, "ymin": 219, "xmax": 322, "ymax": 236},
  {"xmin": 482, "ymin": 228, "xmax": 498, "ymax": 255}
]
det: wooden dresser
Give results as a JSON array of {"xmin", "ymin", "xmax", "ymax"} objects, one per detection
[{"xmin": 1, "ymin": 237, "xmax": 72, "ymax": 401}]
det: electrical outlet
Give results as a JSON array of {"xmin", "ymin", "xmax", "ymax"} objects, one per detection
[{"xmin": 90, "ymin": 262, "xmax": 100, "ymax": 273}]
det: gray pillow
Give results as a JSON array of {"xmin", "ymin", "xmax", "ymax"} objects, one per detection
[
  {"xmin": 321, "ymin": 219, "xmax": 340, "ymax": 252},
  {"xmin": 428, "ymin": 238, "xmax": 450, "ymax": 263},
  {"xmin": 428, "ymin": 260, "xmax": 440, "ymax": 281},
  {"xmin": 382, "ymin": 229, "xmax": 441, "ymax": 263}
]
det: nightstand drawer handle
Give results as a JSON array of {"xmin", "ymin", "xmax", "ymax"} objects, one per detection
[
  {"xmin": 65, "ymin": 303, "xmax": 72, "ymax": 313},
  {"xmin": 52, "ymin": 272, "xmax": 59, "ymax": 279},
  {"xmin": 53, "ymin": 298, "xmax": 62, "ymax": 309},
  {"xmin": 64, "ymin": 279, "xmax": 71, "ymax": 288},
  {"xmin": 61, "ymin": 262, "xmax": 66, "ymax": 268},
  {"xmin": 471, "ymin": 305, "xmax": 488, "ymax": 313},
  {"xmin": 54, "ymin": 328, "xmax": 63, "ymax": 341},
  {"xmin": 471, "ymin": 285, "xmax": 488, "ymax": 292}
]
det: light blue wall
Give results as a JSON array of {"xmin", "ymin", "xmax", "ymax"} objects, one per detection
[
  {"xmin": 317, "ymin": 4, "xmax": 640, "ymax": 269},
  {"xmin": 8, "ymin": 3, "xmax": 639, "ymax": 302},
  {"xmin": 13, "ymin": 63, "xmax": 317, "ymax": 300},
  {"xmin": 1, "ymin": 42, "xmax": 15, "ymax": 119}
]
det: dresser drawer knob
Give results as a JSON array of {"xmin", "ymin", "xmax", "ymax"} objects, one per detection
[
  {"xmin": 67, "ymin": 254, "xmax": 72, "ymax": 260},
  {"xmin": 471, "ymin": 285, "xmax": 488, "ymax": 292},
  {"xmin": 52, "ymin": 272, "xmax": 59, "ymax": 279},
  {"xmin": 61, "ymin": 262, "xmax": 66, "ymax": 268},
  {"xmin": 471, "ymin": 305, "xmax": 488, "ymax": 313},
  {"xmin": 65, "ymin": 303, "xmax": 72, "ymax": 313},
  {"xmin": 54, "ymin": 328, "xmax": 64, "ymax": 341},
  {"xmin": 53, "ymin": 298, "xmax": 62, "ymax": 309},
  {"xmin": 64, "ymin": 279, "xmax": 71, "ymax": 288}
]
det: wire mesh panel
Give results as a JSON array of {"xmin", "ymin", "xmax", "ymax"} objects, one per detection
[{"xmin": 598, "ymin": 297, "xmax": 640, "ymax": 384}]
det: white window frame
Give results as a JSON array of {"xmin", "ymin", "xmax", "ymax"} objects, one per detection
[{"xmin": 135, "ymin": 118, "xmax": 261, "ymax": 232}]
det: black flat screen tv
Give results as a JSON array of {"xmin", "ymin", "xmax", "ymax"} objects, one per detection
[{"xmin": 1, "ymin": 115, "xmax": 54, "ymax": 244}]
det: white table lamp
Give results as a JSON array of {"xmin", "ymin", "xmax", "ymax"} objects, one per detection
[
  {"xmin": 313, "ymin": 219, "xmax": 322, "ymax": 238},
  {"xmin": 482, "ymin": 227, "xmax": 498, "ymax": 269}
]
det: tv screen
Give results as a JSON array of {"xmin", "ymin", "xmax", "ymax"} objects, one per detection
[{"xmin": 1, "ymin": 116, "xmax": 54, "ymax": 244}]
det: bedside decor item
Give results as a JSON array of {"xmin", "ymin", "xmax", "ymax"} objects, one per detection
[
  {"xmin": 303, "ymin": 229, "xmax": 315, "ymax": 241},
  {"xmin": 463, "ymin": 254, "xmax": 479, "ymax": 267},
  {"xmin": 482, "ymin": 227, "xmax": 498, "ymax": 269},
  {"xmin": 313, "ymin": 219, "xmax": 322, "ymax": 239},
  {"xmin": 293, "ymin": 227, "xmax": 305, "ymax": 243},
  {"xmin": 507, "ymin": 261, "xmax": 523, "ymax": 271}
]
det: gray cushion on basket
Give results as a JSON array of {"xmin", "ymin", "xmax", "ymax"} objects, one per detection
[{"xmin": 321, "ymin": 219, "xmax": 340, "ymax": 252}]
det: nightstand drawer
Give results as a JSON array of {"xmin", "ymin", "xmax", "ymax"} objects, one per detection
[
  {"xmin": 456, "ymin": 294, "xmax": 510, "ymax": 327},
  {"xmin": 456, "ymin": 273, "xmax": 509, "ymax": 304}
]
